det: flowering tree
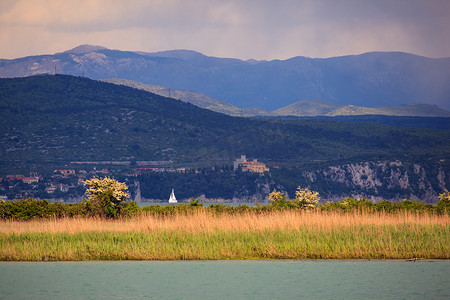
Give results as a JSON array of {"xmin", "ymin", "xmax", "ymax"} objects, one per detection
[
  {"xmin": 438, "ymin": 190, "xmax": 450, "ymax": 204},
  {"xmin": 84, "ymin": 177, "xmax": 130, "ymax": 218},
  {"xmin": 269, "ymin": 189, "xmax": 285, "ymax": 203},
  {"xmin": 437, "ymin": 190, "xmax": 450, "ymax": 213},
  {"xmin": 269, "ymin": 187, "xmax": 319, "ymax": 209},
  {"xmin": 294, "ymin": 186, "xmax": 320, "ymax": 208}
]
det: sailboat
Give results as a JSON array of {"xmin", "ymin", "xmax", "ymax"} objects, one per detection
[{"xmin": 169, "ymin": 188, "xmax": 177, "ymax": 204}]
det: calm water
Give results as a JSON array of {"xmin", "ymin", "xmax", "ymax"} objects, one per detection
[
  {"xmin": 137, "ymin": 202, "xmax": 261, "ymax": 208},
  {"xmin": 0, "ymin": 260, "xmax": 448, "ymax": 299}
]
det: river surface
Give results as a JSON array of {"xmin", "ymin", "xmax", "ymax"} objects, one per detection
[{"xmin": 0, "ymin": 260, "xmax": 448, "ymax": 299}]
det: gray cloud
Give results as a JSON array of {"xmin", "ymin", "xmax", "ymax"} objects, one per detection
[{"xmin": 0, "ymin": 0, "xmax": 449, "ymax": 59}]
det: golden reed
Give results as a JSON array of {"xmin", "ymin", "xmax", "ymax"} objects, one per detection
[{"xmin": 1, "ymin": 209, "xmax": 448, "ymax": 234}]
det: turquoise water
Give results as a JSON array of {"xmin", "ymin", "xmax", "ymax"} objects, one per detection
[
  {"xmin": 0, "ymin": 260, "xmax": 448, "ymax": 299},
  {"xmin": 137, "ymin": 202, "xmax": 261, "ymax": 208}
]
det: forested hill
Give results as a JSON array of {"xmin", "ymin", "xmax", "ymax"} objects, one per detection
[{"xmin": 1, "ymin": 75, "xmax": 449, "ymax": 171}]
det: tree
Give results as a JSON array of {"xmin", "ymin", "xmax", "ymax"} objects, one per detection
[
  {"xmin": 437, "ymin": 190, "xmax": 450, "ymax": 213},
  {"xmin": 268, "ymin": 189, "xmax": 292, "ymax": 208},
  {"xmin": 438, "ymin": 190, "xmax": 450, "ymax": 204},
  {"xmin": 269, "ymin": 189, "xmax": 285, "ymax": 203},
  {"xmin": 269, "ymin": 187, "xmax": 319, "ymax": 209},
  {"xmin": 84, "ymin": 177, "xmax": 130, "ymax": 218},
  {"xmin": 294, "ymin": 186, "xmax": 320, "ymax": 208}
]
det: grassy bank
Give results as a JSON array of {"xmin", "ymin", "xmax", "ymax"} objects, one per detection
[{"xmin": 1, "ymin": 210, "xmax": 448, "ymax": 260}]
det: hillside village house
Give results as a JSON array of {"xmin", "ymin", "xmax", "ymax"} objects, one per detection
[{"xmin": 234, "ymin": 155, "xmax": 269, "ymax": 173}]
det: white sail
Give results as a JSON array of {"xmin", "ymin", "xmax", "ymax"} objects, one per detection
[{"xmin": 169, "ymin": 188, "xmax": 177, "ymax": 203}]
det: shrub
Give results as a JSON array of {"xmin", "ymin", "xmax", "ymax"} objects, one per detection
[
  {"xmin": 84, "ymin": 177, "xmax": 130, "ymax": 218},
  {"xmin": 0, "ymin": 198, "xmax": 89, "ymax": 220},
  {"xmin": 294, "ymin": 186, "xmax": 320, "ymax": 208},
  {"xmin": 437, "ymin": 190, "xmax": 450, "ymax": 214},
  {"xmin": 268, "ymin": 189, "xmax": 294, "ymax": 208},
  {"xmin": 121, "ymin": 201, "xmax": 142, "ymax": 217},
  {"xmin": 269, "ymin": 187, "xmax": 320, "ymax": 209},
  {"xmin": 189, "ymin": 198, "xmax": 202, "ymax": 207}
]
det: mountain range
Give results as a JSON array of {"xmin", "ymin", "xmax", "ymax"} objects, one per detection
[{"xmin": 1, "ymin": 44, "xmax": 449, "ymax": 113}]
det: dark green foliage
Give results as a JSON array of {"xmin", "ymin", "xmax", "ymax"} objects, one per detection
[
  {"xmin": 188, "ymin": 198, "xmax": 202, "ymax": 207},
  {"xmin": 137, "ymin": 170, "xmax": 269, "ymax": 200},
  {"xmin": 0, "ymin": 196, "xmax": 446, "ymax": 220},
  {"xmin": 296, "ymin": 115, "xmax": 450, "ymax": 130},
  {"xmin": 320, "ymin": 197, "xmax": 437, "ymax": 214},
  {"xmin": 0, "ymin": 198, "xmax": 89, "ymax": 220},
  {"xmin": 121, "ymin": 201, "xmax": 142, "ymax": 218},
  {"xmin": 0, "ymin": 198, "xmax": 142, "ymax": 220},
  {"xmin": 85, "ymin": 198, "xmax": 141, "ymax": 219}
]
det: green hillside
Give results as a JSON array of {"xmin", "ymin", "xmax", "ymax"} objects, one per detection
[{"xmin": 1, "ymin": 75, "xmax": 449, "ymax": 174}]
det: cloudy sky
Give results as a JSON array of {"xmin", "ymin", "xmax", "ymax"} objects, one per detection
[{"xmin": 1, "ymin": 0, "xmax": 449, "ymax": 60}]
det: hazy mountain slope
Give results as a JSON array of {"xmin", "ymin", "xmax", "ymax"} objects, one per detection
[
  {"xmin": 274, "ymin": 101, "xmax": 450, "ymax": 117},
  {"xmin": 327, "ymin": 104, "xmax": 450, "ymax": 117},
  {"xmin": 1, "ymin": 46, "xmax": 449, "ymax": 111},
  {"xmin": 62, "ymin": 44, "xmax": 107, "ymax": 54},
  {"xmin": 274, "ymin": 100, "xmax": 343, "ymax": 116},
  {"xmin": 100, "ymin": 78, "xmax": 275, "ymax": 117}
]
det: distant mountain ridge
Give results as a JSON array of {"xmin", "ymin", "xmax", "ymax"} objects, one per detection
[
  {"xmin": 274, "ymin": 100, "xmax": 342, "ymax": 116},
  {"xmin": 62, "ymin": 44, "xmax": 107, "ymax": 54},
  {"xmin": 1, "ymin": 45, "xmax": 449, "ymax": 112},
  {"xmin": 327, "ymin": 104, "xmax": 450, "ymax": 117},
  {"xmin": 275, "ymin": 100, "xmax": 450, "ymax": 117}
]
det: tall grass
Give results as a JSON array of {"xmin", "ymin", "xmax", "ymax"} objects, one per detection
[{"xmin": 0, "ymin": 209, "xmax": 448, "ymax": 260}]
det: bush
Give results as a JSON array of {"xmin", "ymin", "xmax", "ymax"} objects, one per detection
[
  {"xmin": 294, "ymin": 187, "xmax": 320, "ymax": 208},
  {"xmin": 269, "ymin": 187, "xmax": 319, "ymax": 209},
  {"xmin": 437, "ymin": 191, "xmax": 450, "ymax": 214},
  {"xmin": 0, "ymin": 198, "xmax": 89, "ymax": 220},
  {"xmin": 121, "ymin": 201, "xmax": 142, "ymax": 217},
  {"xmin": 319, "ymin": 197, "xmax": 437, "ymax": 214},
  {"xmin": 84, "ymin": 177, "xmax": 130, "ymax": 218},
  {"xmin": 268, "ymin": 189, "xmax": 295, "ymax": 209}
]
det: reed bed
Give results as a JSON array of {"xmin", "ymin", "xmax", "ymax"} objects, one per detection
[
  {"xmin": 0, "ymin": 209, "xmax": 448, "ymax": 261},
  {"xmin": 1, "ymin": 209, "xmax": 447, "ymax": 234}
]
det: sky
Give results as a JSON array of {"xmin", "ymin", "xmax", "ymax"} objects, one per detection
[{"xmin": 0, "ymin": 0, "xmax": 449, "ymax": 60}]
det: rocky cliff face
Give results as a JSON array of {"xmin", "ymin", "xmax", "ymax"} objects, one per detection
[
  {"xmin": 130, "ymin": 161, "xmax": 447, "ymax": 203},
  {"xmin": 302, "ymin": 160, "xmax": 449, "ymax": 203}
]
